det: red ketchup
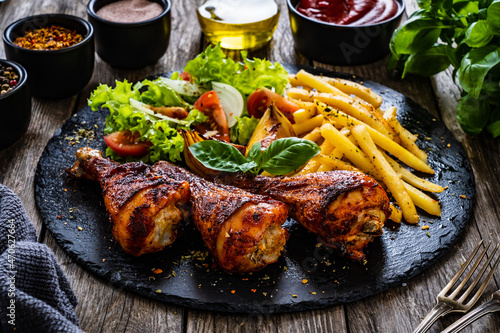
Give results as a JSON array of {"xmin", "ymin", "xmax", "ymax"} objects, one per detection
[{"xmin": 297, "ymin": 0, "xmax": 399, "ymax": 25}]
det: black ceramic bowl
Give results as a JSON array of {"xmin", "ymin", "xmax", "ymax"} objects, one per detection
[
  {"xmin": 3, "ymin": 14, "xmax": 94, "ymax": 100},
  {"xmin": 287, "ymin": 0, "xmax": 405, "ymax": 65},
  {"xmin": 0, "ymin": 60, "xmax": 31, "ymax": 150},
  {"xmin": 87, "ymin": 0, "xmax": 171, "ymax": 70}
]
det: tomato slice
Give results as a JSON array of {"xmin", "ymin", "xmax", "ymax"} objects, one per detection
[
  {"xmin": 104, "ymin": 130, "xmax": 152, "ymax": 158},
  {"xmin": 247, "ymin": 88, "xmax": 300, "ymax": 123},
  {"xmin": 193, "ymin": 90, "xmax": 230, "ymax": 142}
]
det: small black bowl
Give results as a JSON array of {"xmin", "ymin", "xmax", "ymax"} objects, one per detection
[
  {"xmin": 287, "ymin": 0, "xmax": 405, "ymax": 65},
  {"xmin": 87, "ymin": 0, "xmax": 171, "ymax": 70},
  {"xmin": 0, "ymin": 60, "xmax": 31, "ymax": 150},
  {"xmin": 3, "ymin": 14, "xmax": 95, "ymax": 100}
]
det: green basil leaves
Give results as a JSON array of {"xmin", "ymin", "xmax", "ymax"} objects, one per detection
[
  {"xmin": 389, "ymin": 0, "xmax": 500, "ymax": 138},
  {"xmin": 189, "ymin": 138, "xmax": 321, "ymax": 176}
]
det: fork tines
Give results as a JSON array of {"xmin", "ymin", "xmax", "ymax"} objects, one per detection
[{"xmin": 439, "ymin": 240, "xmax": 500, "ymax": 309}]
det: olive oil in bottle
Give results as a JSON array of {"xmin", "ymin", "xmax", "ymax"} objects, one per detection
[{"xmin": 196, "ymin": 0, "xmax": 280, "ymax": 50}]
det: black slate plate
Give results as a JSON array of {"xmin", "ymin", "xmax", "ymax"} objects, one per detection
[{"xmin": 34, "ymin": 65, "xmax": 475, "ymax": 313}]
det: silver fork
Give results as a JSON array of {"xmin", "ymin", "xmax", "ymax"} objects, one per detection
[
  {"xmin": 413, "ymin": 241, "xmax": 500, "ymax": 333},
  {"xmin": 441, "ymin": 290, "xmax": 500, "ymax": 333}
]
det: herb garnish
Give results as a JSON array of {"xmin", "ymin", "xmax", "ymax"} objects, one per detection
[{"xmin": 189, "ymin": 138, "xmax": 321, "ymax": 175}]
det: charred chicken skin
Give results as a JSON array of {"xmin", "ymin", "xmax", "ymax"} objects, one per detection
[
  {"xmin": 152, "ymin": 161, "xmax": 289, "ymax": 273},
  {"xmin": 215, "ymin": 171, "xmax": 390, "ymax": 261},
  {"xmin": 70, "ymin": 147, "xmax": 190, "ymax": 257}
]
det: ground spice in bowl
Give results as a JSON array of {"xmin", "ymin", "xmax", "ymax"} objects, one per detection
[
  {"xmin": 96, "ymin": 0, "xmax": 164, "ymax": 23},
  {"xmin": 13, "ymin": 25, "xmax": 84, "ymax": 50}
]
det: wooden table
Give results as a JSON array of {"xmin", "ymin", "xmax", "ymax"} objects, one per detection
[{"xmin": 1, "ymin": 0, "xmax": 499, "ymax": 332}]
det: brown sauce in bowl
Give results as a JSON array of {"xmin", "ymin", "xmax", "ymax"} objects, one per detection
[
  {"xmin": 297, "ymin": 0, "xmax": 399, "ymax": 26},
  {"xmin": 96, "ymin": 0, "xmax": 163, "ymax": 23}
]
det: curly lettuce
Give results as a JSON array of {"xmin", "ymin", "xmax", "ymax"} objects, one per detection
[
  {"xmin": 230, "ymin": 116, "xmax": 260, "ymax": 145},
  {"xmin": 88, "ymin": 79, "xmax": 206, "ymax": 163},
  {"xmin": 183, "ymin": 44, "xmax": 289, "ymax": 97}
]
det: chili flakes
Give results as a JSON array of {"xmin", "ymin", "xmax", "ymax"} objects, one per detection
[{"xmin": 14, "ymin": 25, "xmax": 84, "ymax": 50}]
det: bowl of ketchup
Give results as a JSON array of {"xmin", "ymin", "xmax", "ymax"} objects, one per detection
[{"xmin": 287, "ymin": 0, "xmax": 405, "ymax": 65}]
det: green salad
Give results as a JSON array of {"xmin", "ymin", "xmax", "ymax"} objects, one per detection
[{"xmin": 88, "ymin": 44, "xmax": 289, "ymax": 163}]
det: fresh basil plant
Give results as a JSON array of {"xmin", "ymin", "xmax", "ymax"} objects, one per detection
[{"xmin": 388, "ymin": 0, "xmax": 500, "ymax": 138}]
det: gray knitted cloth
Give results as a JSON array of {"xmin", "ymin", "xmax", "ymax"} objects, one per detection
[{"xmin": 0, "ymin": 184, "xmax": 83, "ymax": 333}]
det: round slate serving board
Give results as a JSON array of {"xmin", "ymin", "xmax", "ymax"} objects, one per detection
[{"xmin": 34, "ymin": 65, "xmax": 475, "ymax": 313}]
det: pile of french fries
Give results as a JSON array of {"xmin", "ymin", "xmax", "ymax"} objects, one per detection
[{"xmin": 287, "ymin": 70, "xmax": 444, "ymax": 224}]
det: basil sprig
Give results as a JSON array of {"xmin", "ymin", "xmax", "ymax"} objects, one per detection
[{"xmin": 189, "ymin": 138, "xmax": 321, "ymax": 175}]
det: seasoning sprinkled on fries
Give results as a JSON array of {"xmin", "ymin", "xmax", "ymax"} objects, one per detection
[{"xmin": 287, "ymin": 70, "xmax": 443, "ymax": 224}]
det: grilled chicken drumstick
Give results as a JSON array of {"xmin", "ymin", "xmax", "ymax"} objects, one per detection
[
  {"xmin": 151, "ymin": 161, "xmax": 289, "ymax": 273},
  {"xmin": 215, "ymin": 171, "xmax": 390, "ymax": 261},
  {"xmin": 70, "ymin": 147, "xmax": 190, "ymax": 257}
]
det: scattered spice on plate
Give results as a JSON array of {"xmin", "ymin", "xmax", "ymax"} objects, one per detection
[{"xmin": 14, "ymin": 25, "xmax": 84, "ymax": 50}]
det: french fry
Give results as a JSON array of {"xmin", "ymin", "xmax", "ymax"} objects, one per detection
[
  {"xmin": 298, "ymin": 140, "xmax": 335, "ymax": 175},
  {"xmin": 301, "ymin": 127, "xmax": 322, "ymax": 142},
  {"xmin": 316, "ymin": 145, "xmax": 345, "ymax": 172},
  {"xmin": 316, "ymin": 155, "xmax": 360, "ymax": 172},
  {"xmin": 382, "ymin": 152, "xmax": 443, "ymax": 193},
  {"xmin": 320, "ymin": 123, "xmax": 376, "ymax": 176},
  {"xmin": 293, "ymin": 114, "xmax": 324, "ymax": 136},
  {"xmin": 320, "ymin": 76, "xmax": 383, "ymax": 108},
  {"xmin": 384, "ymin": 107, "xmax": 427, "ymax": 162},
  {"xmin": 296, "ymin": 70, "xmax": 349, "ymax": 97},
  {"xmin": 317, "ymin": 103, "xmax": 435, "ymax": 174},
  {"xmin": 384, "ymin": 107, "xmax": 418, "ymax": 142},
  {"xmin": 289, "ymin": 88, "xmax": 394, "ymax": 139},
  {"xmin": 389, "ymin": 204, "xmax": 402, "ymax": 223},
  {"xmin": 288, "ymin": 74, "xmax": 313, "ymax": 90},
  {"xmin": 289, "ymin": 98, "xmax": 317, "ymax": 118},
  {"xmin": 351, "ymin": 125, "xmax": 419, "ymax": 224},
  {"xmin": 293, "ymin": 109, "xmax": 314, "ymax": 123},
  {"xmin": 403, "ymin": 182, "xmax": 441, "ymax": 216}
]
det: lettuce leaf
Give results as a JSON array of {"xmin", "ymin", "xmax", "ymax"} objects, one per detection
[
  {"xmin": 135, "ymin": 79, "xmax": 187, "ymax": 107},
  {"xmin": 230, "ymin": 116, "xmax": 260, "ymax": 145},
  {"xmin": 183, "ymin": 44, "xmax": 289, "ymax": 98},
  {"xmin": 88, "ymin": 78, "xmax": 207, "ymax": 164}
]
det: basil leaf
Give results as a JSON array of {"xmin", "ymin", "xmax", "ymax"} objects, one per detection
[
  {"xmin": 390, "ymin": 12, "xmax": 449, "ymax": 59},
  {"xmin": 457, "ymin": 94, "xmax": 490, "ymax": 135},
  {"xmin": 402, "ymin": 44, "xmax": 451, "ymax": 77},
  {"xmin": 465, "ymin": 21, "xmax": 494, "ymax": 48},
  {"xmin": 480, "ymin": 0, "xmax": 494, "ymax": 10},
  {"xmin": 458, "ymin": 45, "xmax": 500, "ymax": 98},
  {"xmin": 260, "ymin": 138, "xmax": 320, "ymax": 175},
  {"xmin": 246, "ymin": 141, "xmax": 262, "ymax": 165},
  {"xmin": 487, "ymin": 0, "xmax": 500, "ymax": 29},
  {"xmin": 189, "ymin": 141, "xmax": 257, "ymax": 173}
]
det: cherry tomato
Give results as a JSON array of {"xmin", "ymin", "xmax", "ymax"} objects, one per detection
[
  {"xmin": 179, "ymin": 71, "xmax": 192, "ymax": 82},
  {"xmin": 104, "ymin": 130, "xmax": 152, "ymax": 158},
  {"xmin": 193, "ymin": 90, "xmax": 230, "ymax": 142},
  {"xmin": 247, "ymin": 88, "xmax": 300, "ymax": 123}
]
